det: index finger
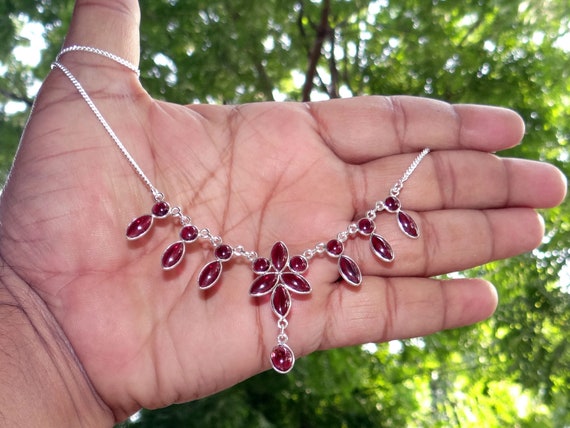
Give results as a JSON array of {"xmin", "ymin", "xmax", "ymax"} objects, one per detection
[{"xmin": 308, "ymin": 96, "xmax": 525, "ymax": 164}]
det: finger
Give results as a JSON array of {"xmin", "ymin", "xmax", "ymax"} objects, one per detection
[
  {"xmin": 308, "ymin": 96, "xmax": 525, "ymax": 163},
  {"xmin": 64, "ymin": 0, "xmax": 140, "ymax": 66},
  {"xmin": 300, "ymin": 277, "xmax": 498, "ymax": 351},
  {"xmin": 346, "ymin": 207, "xmax": 543, "ymax": 278},
  {"xmin": 352, "ymin": 150, "xmax": 567, "ymax": 213}
]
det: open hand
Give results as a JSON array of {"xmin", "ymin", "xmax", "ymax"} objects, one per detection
[{"xmin": 0, "ymin": 0, "xmax": 565, "ymax": 423}]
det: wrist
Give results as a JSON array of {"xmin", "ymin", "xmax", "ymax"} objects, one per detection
[{"xmin": 0, "ymin": 259, "xmax": 114, "ymax": 427}]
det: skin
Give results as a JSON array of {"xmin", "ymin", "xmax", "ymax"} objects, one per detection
[{"xmin": 0, "ymin": 0, "xmax": 566, "ymax": 425}]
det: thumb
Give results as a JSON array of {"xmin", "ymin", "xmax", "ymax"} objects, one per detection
[{"xmin": 63, "ymin": 0, "xmax": 140, "ymax": 67}]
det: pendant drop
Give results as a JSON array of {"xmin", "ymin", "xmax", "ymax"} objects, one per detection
[
  {"xmin": 126, "ymin": 201, "xmax": 171, "ymax": 240},
  {"xmin": 126, "ymin": 214, "xmax": 153, "ymax": 240},
  {"xmin": 162, "ymin": 241, "xmax": 185, "ymax": 269},
  {"xmin": 384, "ymin": 196, "xmax": 420, "ymax": 239},
  {"xmin": 326, "ymin": 239, "xmax": 363, "ymax": 287},
  {"xmin": 397, "ymin": 211, "xmax": 419, "ymax": 238},
  {"xmin": 370, "ymin": 233, "xmax": 394, "ymax": 262},
  {"xmin": 198, "ymin": 243, "xmax": 234, "ymax": 289},
  {"xmin": 270, "ymin": 342, "xmax": 295, "ymax": 374},
  {"xmin": 250, "ymin": 242, "xmax": 311, "ymax": 374}
]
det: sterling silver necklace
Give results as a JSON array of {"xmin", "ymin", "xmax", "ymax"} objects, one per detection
[{"xmin": 52, "ymin": 46, "xmax": 430, "ymax": 374}]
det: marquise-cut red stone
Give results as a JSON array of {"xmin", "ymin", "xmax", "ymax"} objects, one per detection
[
  {"xmin": 370, "ymin": 233, "xmax": 394, "ymax": 262},
  {"xmin": 198, "ymin": 260, "xmax": 223, "ymax": 289},
  {"xmin": 326, "ymin": 239, "xmax": 344, "ymax": 257},
  {"xmin": 162, "ymin": 241, "xmax": 185, "ymax": 269},
  {"xmin": 398, "ymin": 211, "xmax": 419, "ymax": 238},
  {"xmin": 180, "ymin": 225, "xmax": 199, "ymax": 242},
  {"xmin": 338, "ymin": 255, "xmax": 362, "ymax": 286},
  {"xmin": 271, "ymin": 285, "xmax": 291, "ymax": 317},
  {"xmin": 270, "ymin": 344, "xmax": 295, "ymax": 374},
  {"xmin": 271, "ymin": 242, "xmax": 288, "ymax": 271},
  {"xmin": 126, "ymin": 215, "xmax": 153, "ymax": 240},
  {"xmin": 250, "ymin": 273, "xmax": 278, "ymax": 296},
  {"xmin": 214, "ymin": 244, "xmax": 233, "ymax": 261},
  {"xmin": 289, "ymin": 255, "xmax": 308, "ymax": 273},
  {"xmin": 357, "ymin": 218, "xmax": 375, "ymax": 235},
  {"xmin": 385, "ymin": 196, "xmax": 401, "ymax": 212},
  {"xmin": 151, "ymin": 201, "xmax": 170, "ymax": 217},
  {"xmin": 282, "ymin": 273, "xmax": 311, "ymax": 294},
  {"xmin": 252, "ymin": 257, "xmax": 271, "ymax": 273}
]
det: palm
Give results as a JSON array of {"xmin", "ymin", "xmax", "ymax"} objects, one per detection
[{"xmin": 0, "ymin": 1, "xmax": 565, "ymax": 421}]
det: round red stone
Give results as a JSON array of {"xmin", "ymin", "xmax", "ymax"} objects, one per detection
[
  {"xmin": 126, "ymin": 215, "xmax": 153, "ymax": 240},
  {"xmin": 384, "ymin": 196, "xmax": 401, "ymax": 212},
  {"xmin": 152, "ymin": 201, "xmax": 170, "ymax": 217},
  {"xmin": 180, "ymin": 225, "xmax": 199, "ymax": 242},
  {"xmin": 252, "ymin": 257, "xmax": 271, "ymax": 273},
  {"xmin": 162, "ymin": 241, "xmax": 185, "ymax": 269},
  {"xmin": 326, "ymin": 239, "xmax": 344, "ymax": 257},
  {"xmin": 338, "ymin": 255, "xmax": 362, "ymax": 286},
  {"xmin": 214, "ymin": 244, "xmax": 233, "ymax": 261},
  {"xmin": 270, "ymin": 344, "xmax": 295, "ymax": 374},
  {"xmin": 289, "ymin": 255, "xmax": 308, "ymax": 273},
  {"xmin": 357, "ymin": 218, "xmax": 375, "ymax": 235},
  {"xmin": 198, "ymin": 260, "xmax": 222, "ymax": 289}
]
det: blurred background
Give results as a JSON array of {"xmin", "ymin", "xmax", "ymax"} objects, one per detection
[{"xmin": 0, "ymin": 1, "xmax": 568, "ymax": 426}]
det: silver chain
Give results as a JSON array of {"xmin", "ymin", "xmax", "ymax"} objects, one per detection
[
  {"xmin": 56, "ymin": 45, "xmax": 140, "ymax": 76},
  {"xmin": 50, "ymin": 60, "xmax": 162, "ymax": 200},
  {"xmin": 390, "ymin": 147, "xmax": 430, "ymax": 197},
  {"xmin": 51, "ymin": 46, "xmax": 429, "ymax": 259}
]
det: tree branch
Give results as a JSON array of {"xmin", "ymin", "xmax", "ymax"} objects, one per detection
[
  {"xmin": 301, "ymin": 0, "xmax": 331, "ymax": 101},
  {"xmin": 0, "ymin": 88, "xmax": 33, "ymax": 108}
]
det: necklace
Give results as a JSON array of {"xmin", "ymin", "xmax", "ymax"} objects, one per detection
[{"xmin": 52, "ymin": 46, "xmax": 430, "ymax": 374}]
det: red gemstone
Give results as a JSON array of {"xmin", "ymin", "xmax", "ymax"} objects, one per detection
[
  {"xmin": 152, "ymin": 201, "xmax": 170, "ymax": 217},
  {"xmin": 271, "ymin": 285, "xmax": 291, "ymax": 317},
  {"xmin": 326, "ymin": 239, "xmax": 344, "ymax": 257},
  {"xmin": 271, "ymin": 242, "xmax": 289, "ymax": 271},
  {"xmin": 214, "ymin": 244, "xmax": 233, "ymax": 261},
  {"xmin": 385, "ymin": 196, "xmax": 401, "ymax": 212},
  {"xmin": 289, "ymin": 255, "xmax": 308, "ymax": 273},
  {"xmin": 252, "ymin": 257, "xmax": 271, "ymax": 273},
  {"xmin": 250, "ymin": 273, "xmax": 278, "ymax": 296},
  {"xmin": 398, "ymin": 211, "xmax": 419, "ymax": 238},
  {"xmin": 338, "ymin": 255, "xmax": 362, "ymax": 286},
  {"xmin": 180, "ymin": 225, "xmax": 199, "ymax": 242},
  {"xmin": 126, "ymin": 215, "xmax": 153, "ymax": 240},
  {"xmin": 370, "ymin": 233, "xmax": 394, "ymax": 262},
  {"xmin": 198, "ymin": 260, "xmax": 223, "ymax": 289},
  {"xmin": 162, "ymin": 241, "xmax": 185, "ymax": 270},
  {"xmin": 357, "ymin": 218, "xmax": 375, "ymax": 235},
  {"xmin": 282, "ymin": 273, "xmax": 311, "ymax": 294},
  {"xmin": 270, "ymin": 344, "xmax": 295, "ymax": 374}
]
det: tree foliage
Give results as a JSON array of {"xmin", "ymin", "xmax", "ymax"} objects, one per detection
[{"xmin": 1, "ymin": 0, "xmax": 569, "ymax": 426}]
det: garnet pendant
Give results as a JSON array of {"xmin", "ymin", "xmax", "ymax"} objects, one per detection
[
  {"xmin": 271, "ymin": 241, "xmax": 289, "ymax": 271},
  {"xmin": 250, "ymin": 273, "xmax": 279, "ymax": 296},
  {"xmin": 370, "ymin": 233, "xmax": 394, "ymax": 262},
  {"xmin": 271, "ymin": 285, "xmax": 292, "ymax": 317},
  {"xmin": 338, "ymin": 255, "xmax": 362, "ymax": 286},
  {"xmin": 126, "ymin": 215, "xmax": 153, "ymax": 240},
  {"xmin": 397, "ymin": 211, "xmax": 419, "ymax": 238},
  {"xmin": 162, "ymin": 241, "xmax": 185, "ymax": 269},
  {"xmin": 198, "ymin": 260, "xmax": 223, "ymax": 289},
  {"xmin": 270, "ymin": 344, "xmax": 295, "ymax": 374}
]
